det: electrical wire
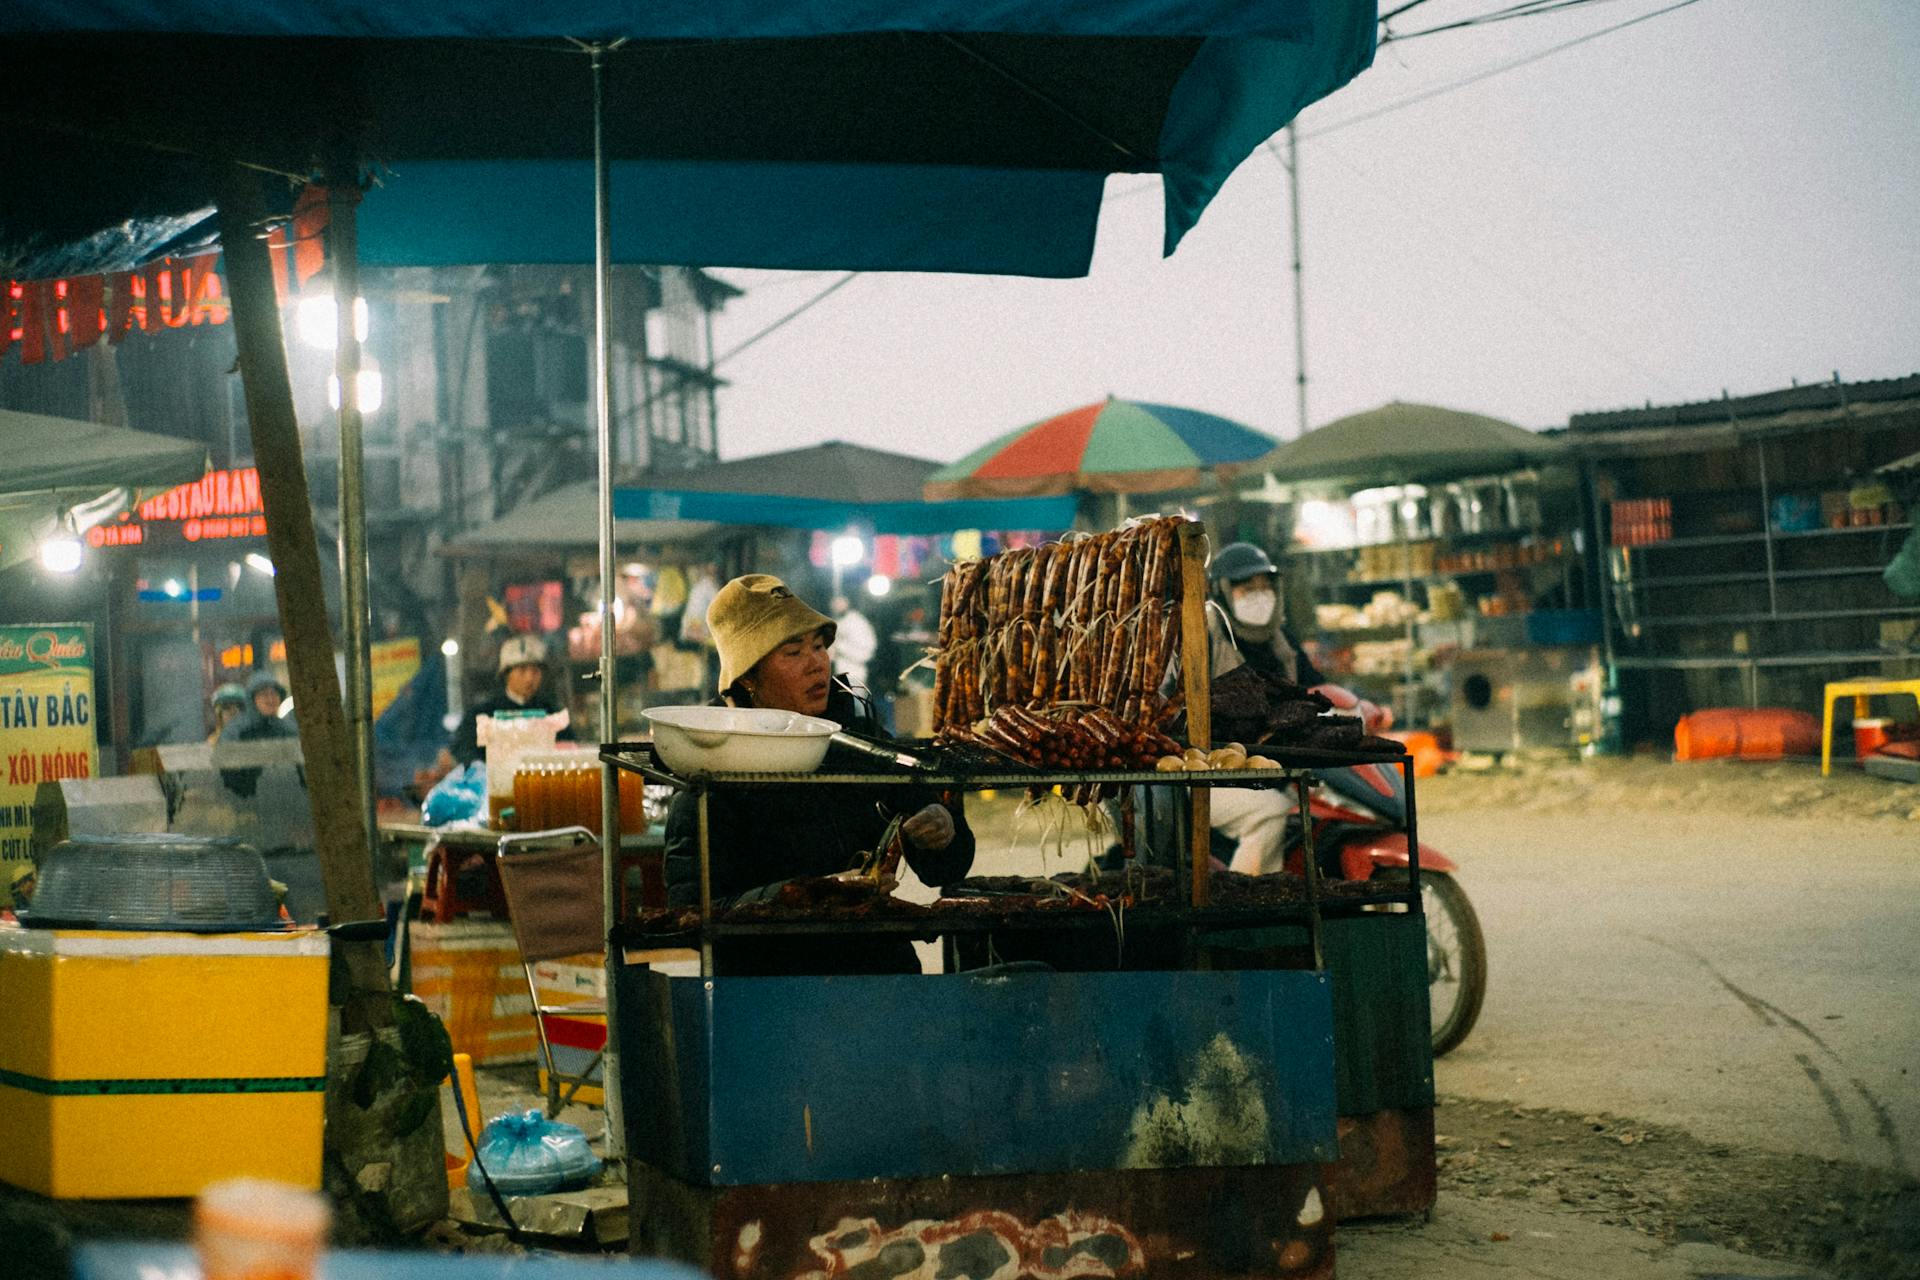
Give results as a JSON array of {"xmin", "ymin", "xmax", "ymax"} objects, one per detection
[
  {"xmin": 712, "ymin": 272, "xmax": 858, "ymax": 367},
  {"xmin": 1301, "ymin": 0, "xmax": 1706, "ymax": 141},
  {"xmin": 1382, "ymin": 0, "xmax": 1636, "ymax": 44}
]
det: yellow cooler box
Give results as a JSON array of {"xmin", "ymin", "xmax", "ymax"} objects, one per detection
[{"xmin": 0, "ymin": 925, "xmax": 329, "ymax": 1198}]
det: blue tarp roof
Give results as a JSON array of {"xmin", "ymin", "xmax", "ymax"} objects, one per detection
[
  {"xmin": 1, "ymin": 2, "xmax": 1376, "ymax": 278},
  {"xmin": 614, "ymin": 487, "xmax": 1077, "ymax": 535}
]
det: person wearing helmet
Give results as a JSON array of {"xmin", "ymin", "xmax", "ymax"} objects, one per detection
[
  {"xmin": 662, "ymin": 574, "xmax": 974, "ymax": 975},
  {"xmin": 442, "ymin": 633, "xmax": 572, "ymax": 769},
  {"xmin": 220, "ymin": 670, "xmax": 297, "ymax": 743},
  {"xmin": 208, "ymin": 681, "xmax": 250, "ymax": 744},
  {"xmin": 1196, "ymin": 542, "xmax": 1391, "ymax": 875}
]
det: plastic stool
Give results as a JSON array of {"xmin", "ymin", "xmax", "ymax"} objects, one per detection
[
  {"xmin": 1820, "ymin": 678, "xmax": 1920, "ymax": 775},
  {"xmin": 419, "ymin": 844, "xmax": 511, "ymax": 922}
]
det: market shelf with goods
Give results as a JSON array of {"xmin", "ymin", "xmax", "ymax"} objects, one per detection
[
  {"xmin": 1289, "ymin": 472, "xmax": 1595, "ymax": 736},
  {"xmin": 1576, "ymin": 392, "xmax": 1920, "ymax": 735}
]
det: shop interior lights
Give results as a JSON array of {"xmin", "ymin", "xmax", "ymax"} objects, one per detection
[
  {"xmin": 296, "ymin": 294, "xmax": 369, "ymax": 350},
  {"xmin": 830, "ymin": 534, "xmax": 866, "ymax": 568},
  {"xmin": 326, "ymin": 368, "xmax": 384, "ymax": 415},
  {"xmin": 39, "ymin": 536, "xmax": 83, "ymax": 574}
]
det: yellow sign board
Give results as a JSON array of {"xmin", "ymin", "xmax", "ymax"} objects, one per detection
[
  {"xmin": 0, "ymin": 624, "xmax": 97, "ymax": 906},
  {"xmin": 370, "ymin": 637, "xmax": 422, "ymax": 720}
]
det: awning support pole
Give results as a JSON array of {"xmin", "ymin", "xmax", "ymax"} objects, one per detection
[
  {"xmin": 590, "ymin": 40, "xmax": 627, "ymax": 1161},
  {"xmin": 329, "ymin": 177, "xmax": 379, "ymax": 867}
]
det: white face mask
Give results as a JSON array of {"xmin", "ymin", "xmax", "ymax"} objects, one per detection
[{"xmin": 1231, "ymin": 590, "xmax": 1278, "ymax": 628}]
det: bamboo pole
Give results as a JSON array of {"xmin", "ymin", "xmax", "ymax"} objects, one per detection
[
  {"xmin": 1178, "ymin": 521, "xmax": 1211, "ymax": 908},
  {"xmin": 215, "ymin": 166, "xmax": 390, "ymax": 1030}
]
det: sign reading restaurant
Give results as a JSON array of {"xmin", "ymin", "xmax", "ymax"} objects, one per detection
[{"xmin": 88, "ymin": 467, "xmax": 268, "ymax": 549}]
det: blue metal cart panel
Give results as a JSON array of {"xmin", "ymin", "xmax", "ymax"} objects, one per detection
[{"xmin": 620, "ymin": 966, "xmax": 1338, "ymax": 1187}]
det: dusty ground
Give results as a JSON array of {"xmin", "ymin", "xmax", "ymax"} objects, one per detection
[
  {"xmin": 1426, "ymin": 1095, "xmax": 1919, "ymax": 1279},
  {"xmin": 1420, "ymin": 751, "xmax": 1920, "ymax": 824},
  {"xmin": 1411, "ymin": 757, "xmax": 1919, "ymax": 1280}
]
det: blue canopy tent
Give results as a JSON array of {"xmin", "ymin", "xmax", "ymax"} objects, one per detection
[
  {"xmin": 614, "ymin": 488, "xmax": 1077, "ymax": 536},
  {"xmin": 1, "ymin": 6, "xmax": 1380, "ymax": 1229},
  {"xmin": 4, "ymin": 2, "xmax": 1375, "ymax": 276}
]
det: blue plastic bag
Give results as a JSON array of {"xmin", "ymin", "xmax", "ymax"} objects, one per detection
[
  {"xmin": 467, "ymin": 1108, "xmax": 601, "ymax": 1196},
  {"xmin": 422, "ymin": 762, "xmax": 488, "ymax": 827}
]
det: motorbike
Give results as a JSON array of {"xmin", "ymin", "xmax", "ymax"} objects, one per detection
[{"xmin": 1273, "ymin": 762, "xmax": 1487, "ymax": 1056}]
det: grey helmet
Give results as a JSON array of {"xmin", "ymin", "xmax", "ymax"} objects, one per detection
[
  {"xmin": 211, "ymin": 681, "xmax": 249, "ymax": 709},
  {"xmin": 244, "ymin": 669, "xmax": 288, "ymax": 699},
  {"xmin": 1208, "ymin": 542, "xmax": 1278, "ymax": 586}
]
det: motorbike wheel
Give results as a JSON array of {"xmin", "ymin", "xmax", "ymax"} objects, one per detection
[{"xmin": 1374, "ymin": 869, "xmax": 1487, "ymax": 1057}]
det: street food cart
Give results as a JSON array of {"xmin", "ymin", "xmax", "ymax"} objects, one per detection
[{"xmin": 604, "ymin": 519, "xmax": 1435, "ymax": 1277}]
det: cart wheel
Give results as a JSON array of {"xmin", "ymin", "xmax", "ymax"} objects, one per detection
[{"xmin": 1373, "ymin": 869, "xmax": 1487, "ymax": 1057}]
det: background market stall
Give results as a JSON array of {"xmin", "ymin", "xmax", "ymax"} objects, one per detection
[{"xmin": 1252, "ymin": 401, "xmax": 1593, "ymax": 744}]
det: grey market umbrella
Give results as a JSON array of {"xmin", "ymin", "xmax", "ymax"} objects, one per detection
[{"xmin": 1258, "ymin": 401, "xmax": 1563, "ymax": 487}]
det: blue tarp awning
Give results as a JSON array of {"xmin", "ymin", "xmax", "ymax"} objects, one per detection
[
  {"xmin": 615, "ymin": 487, "xmax": 1076, "ymax": 535},
  {"xmin": 1, "ymin": 2, "xmax": 1377, "ymax": 278}
]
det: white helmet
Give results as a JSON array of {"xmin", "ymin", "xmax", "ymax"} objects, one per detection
[{"xmin": 497, "ymin": 634, "xmax": 548, "ymax": 673}]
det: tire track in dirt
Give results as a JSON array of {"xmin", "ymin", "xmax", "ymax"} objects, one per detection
[{"xmin": 1638, "ymin": 933, "xmax": 1908, "ymax": 1175}]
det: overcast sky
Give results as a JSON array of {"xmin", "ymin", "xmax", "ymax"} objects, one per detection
[{"xmin": 707, "ymin": 0, "xmax": 1920, "ymax": 463}]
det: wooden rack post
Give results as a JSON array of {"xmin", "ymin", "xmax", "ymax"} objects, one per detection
[{"xmin": 1177, "ymin": 522, "xmax": 1212, "ymax": 907}]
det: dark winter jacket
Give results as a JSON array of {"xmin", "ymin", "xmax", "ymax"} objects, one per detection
[{"xmin": 664, "ymin": 685, "xmax": 974, "ymax": 976}]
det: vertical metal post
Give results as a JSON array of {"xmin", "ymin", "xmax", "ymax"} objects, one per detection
[
  {"xmin": 1756, "ymin": 438, "xmax": 1779, "ymax": 617},
  {"xmin": 696, "ymin": 787, "xmax": 714, "ymax": 978},
  {"xmin": 1401, "ymin": 755, "xmax": 1421, "ymax": 901},
  {"xmin": 1286, "ymin": 124, "xmax": 1308, "ymax": 440},
  {"xmin": 589, "ymin": 42, "xmax": 627, "ymax": 1159},
  {"xmin": 1399, "ymin": 491, "xmax": 1417, "ymax": 726},
  {"xmin": 331, "ymin": 182, "xmax": 378, "ymax": 862},
  {"xmin": 1294, "ymin": 774, "xmax": 1323, "ymax": 971}
]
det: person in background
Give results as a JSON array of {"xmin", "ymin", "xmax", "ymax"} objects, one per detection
[
  {"xmin": 208, "ymin": 682, "xmax": 249, "ymax": 744},
  {"xmin": 217, "ymin": 670, "xmax": 297, "ymax": 798},
  {"xmin": 440, "ymin": 634, "xmax": 572, "ymax": 769},
  {"xmin": 680, "ymin": 562, "xmax": 725, "ymax": 692},
  {"xmin": 1202, "ymin": 542, "xmax": 1391, "ymax": 875},
  {"xmin": 829, "ymin": 594, "xmax": 878, "ymax": 693},
  {"xmin": 221, "ymin": 670, "xmax": 297, "ymax": 742},
  {"xmin": 664, "ymin": 575, "xmax": 974, "ymax": 975}
]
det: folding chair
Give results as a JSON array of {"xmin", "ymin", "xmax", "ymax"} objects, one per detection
[{"xmin": 495, "ymin": 827, "xmax": 606, "ymax": 1118}]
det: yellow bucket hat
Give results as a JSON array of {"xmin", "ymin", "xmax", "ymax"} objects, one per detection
[{"xmin": 708, "ymin": 574, "xmax": 836, "ymax": 693}]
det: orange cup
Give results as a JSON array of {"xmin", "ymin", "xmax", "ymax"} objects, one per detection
[{"xmin": 195, "ymin": 1178, "xmax": 330, "ymax": 1280}]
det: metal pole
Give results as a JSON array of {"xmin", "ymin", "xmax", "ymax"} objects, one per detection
[
  {"xmin": 331, "ymin": 180, "xmax": 378, "ymax": 862},
  {"xmin": 1286, "ymin": 124, "xmax": 1308, "ymax": 440},
  {"xmin": 1756, "ymin": 438, "xmax": 1779, "ymax": 617},
  {"xmin": 589, "ymin": 42, "xmax": 627, "ymax": 1161}
]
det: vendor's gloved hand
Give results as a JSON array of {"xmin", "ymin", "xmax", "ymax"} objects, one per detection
[
  {"xmin": 1312, "ymin": 683, "xmax": 1393, "ymax": 733},
  {"xmin": 901, "ymin": 803, "xmax": 956, "ymax": 850}
]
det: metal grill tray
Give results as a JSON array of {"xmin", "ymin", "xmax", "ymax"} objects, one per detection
[{"xmin": 21, "ymin": 834, "xmax": 284, "ymax": 933}]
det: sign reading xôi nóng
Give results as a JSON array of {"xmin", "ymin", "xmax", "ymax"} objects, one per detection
[{"xmin": 0, "ymin": 624, "xmax": 97, "ymax": 905}]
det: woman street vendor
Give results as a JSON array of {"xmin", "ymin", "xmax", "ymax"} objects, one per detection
[{"xmin": 664, "ymin": 574, "xmax": 975, "ymax": 975}]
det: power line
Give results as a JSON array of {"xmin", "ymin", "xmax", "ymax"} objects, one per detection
[
  {"xmin": 1382, "ymin": 0, "xmax": 1636, "ymax": 45},
  {"xmin": 1302, "ymin": 0, "xmax": 1705, "ymax": 141},
  {"xmin": 1379, "ymin": 0, "xmax": 1441, "ymax": 21},
  {"xmin": 713, "ymin": 272, "xmax": 859, "ymax": 367}
]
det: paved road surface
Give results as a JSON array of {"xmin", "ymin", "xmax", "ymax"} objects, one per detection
[{"xmin": 1422, "ymin": 807, "xmax": 1918, "ymax": 1176}]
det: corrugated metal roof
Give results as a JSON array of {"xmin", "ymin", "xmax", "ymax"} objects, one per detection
[{"xmin": 1567, "ymin": 373, "xmax": 1920, "ymax": 434}]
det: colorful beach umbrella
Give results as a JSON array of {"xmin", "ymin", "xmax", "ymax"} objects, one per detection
[{"xmin": 924, "ymin": 398, "xmax": 1280, "ymax": 500}]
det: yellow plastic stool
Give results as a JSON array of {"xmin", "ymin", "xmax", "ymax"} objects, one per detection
[{"xmin": 1820, "ymin": 678, "xmax": 1920, "ymax": 775}]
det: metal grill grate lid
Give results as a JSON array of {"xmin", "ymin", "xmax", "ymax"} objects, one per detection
[{"xmin": 20, "ymin": 834, "xmax": 284, "ymax": 932}]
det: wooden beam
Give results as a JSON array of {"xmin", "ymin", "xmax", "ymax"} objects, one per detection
[
  {"xmin": 1178, "ymin": 520, "xmax": 1211, "ymax": 909},
  {"xmin": 214, "ymin": 165, "xmax": 390, "ymax": 1029}
]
